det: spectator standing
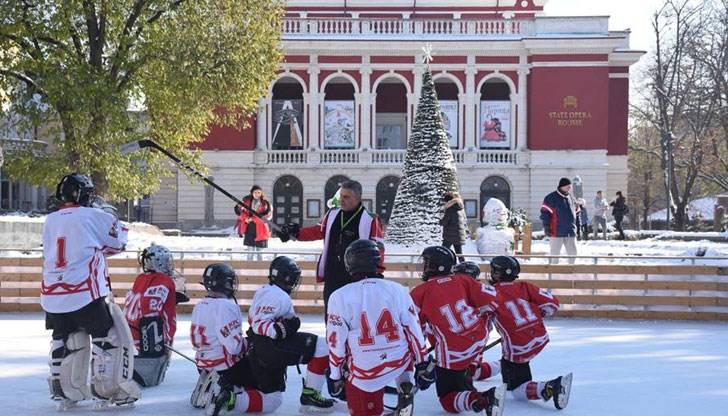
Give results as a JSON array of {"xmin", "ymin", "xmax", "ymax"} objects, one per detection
[
  {"xmin": 234, "ymin": 185, "xmax": 272, "ymax": 262},
  {"xmin": 610, "ymin": 191, "xmax": 629, "ymax": 240},
  {"xmin": 440, "ymin": 192, "xmax": 468, "ymax": 263},
  {"xmin": 540, "ymin": 178, "xmax": 579, "ymax": 264},
  {"xmin": 592, "ymin": 191, "xmax": 609, "ymax": 240},
  {"xmin": 277, "ymin": 180, "xmax": 384, "ymax": 315},
  {"xmin": 576, "ymin": 199, "xmax": 589, "ymax": 241}
]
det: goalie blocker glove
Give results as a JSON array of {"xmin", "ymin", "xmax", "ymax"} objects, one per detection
[{"xmin": 273, "ymin": 316, "xmax": 301, "ymax": 340}]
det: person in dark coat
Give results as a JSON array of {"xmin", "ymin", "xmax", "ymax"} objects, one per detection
[
  {"xmin": 610, "ymin": 191, "xmax": 629, "ymax": 240},
  {"xmin": 440, "ymin": 192, "xmax": 468, "ymax": 263}
]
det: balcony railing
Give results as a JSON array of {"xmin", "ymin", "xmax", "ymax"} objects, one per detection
[
  {"xmin": 265, "ymin": 148, "xmax": 520, "ymax": 166},
  {"xmin": 0, "ymin": 138, "xmax": 49, "ymax": 157},
  {"xmin": 282, "ymin": 17, "xmax": 535, "ymax": 39}
]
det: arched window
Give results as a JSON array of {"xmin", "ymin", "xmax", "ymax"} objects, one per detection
[
  {"xmin": 271, "ymin": 78, "xmax": 305, "ymax": 150},
  {"xmin": 376, "ymin": 175, "xmax": 400, "ymax": 224},
  {"xmin": 325, "ymin": 175, "xmax": 350, "ymax": 207},
  {"xmin": 480, "ymin": 176, "xmax": 511, "ymax": 221},
  {"xmin": 273, "ymin": 175, "xmax": 303, "ymax": 226}
]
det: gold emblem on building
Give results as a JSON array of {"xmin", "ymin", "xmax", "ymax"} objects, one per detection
[{"xmin": 563, "ymin": 96, "xmax": 578, "ymax": 108}]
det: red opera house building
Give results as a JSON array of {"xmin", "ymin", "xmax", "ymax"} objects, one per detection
[{"xmin": 149, "ymin": 0, "xmax": 642, "ymax": 231}]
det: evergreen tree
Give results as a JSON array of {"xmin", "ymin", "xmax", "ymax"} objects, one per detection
[{"xmin": 386, "ymin": 60, "xmax": 460, "ymax": 247}]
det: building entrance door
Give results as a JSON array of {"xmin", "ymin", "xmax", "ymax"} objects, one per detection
[{"xmin": 273, "ymin": 175, "xmax": 303, "ymax": 226}]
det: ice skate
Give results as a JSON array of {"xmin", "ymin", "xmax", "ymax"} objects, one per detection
[
  {"xmin": 388, "ymin": 381, "xmax": 415, "ymax": 416},
  {"xmin": 205, "ymin": 380, "xmax": 236, "ymax": 416},
  {"xmin": 53, "ymin": 397, "xmax": 81, "ymax": 412},
  {"xmin": 542, "ymin": 373, "xmax": 572, "ymax": 410},
  {"xmin": 191, "ymin": 369, "xmax": 219, "ymax": 408},
  {"xmin": 299, "ymin": 380, "xmax": 336, "ymax": 414},
  {"xmin": 472, "ymin": 383, "xmax": 506, "ymax": 416}
]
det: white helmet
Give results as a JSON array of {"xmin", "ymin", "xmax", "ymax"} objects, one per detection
[{"xmin": 139, "ymin": 245, "xmax": 174, "ymax": 275}]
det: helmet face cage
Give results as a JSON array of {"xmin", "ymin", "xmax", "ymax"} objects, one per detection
[
  {"xmin": 419, "ymin": 246, "xmax": 457, "ymax": 281},
  {"xmin": 453, "ymin": 261, "xmax": 481, "ymax": 280},
  {"xmin": 202, "ymin": 263, "xmax": 238, "ymax": 297},
  {"xmin": 56, "ymin": 173, "xmax": 95, "ymax": 207},
  {"xmin": 139, "ymin": 245, "xmax": 174, "ymax": 275},
  {"xmin": 344, "ymin": 239, "xmax": 381, "ymax": 275},
  {"xmin": 488, "ymin": 256, "xmax": 520, "ymax": 285},
  {"xmin": 269, "ymin": 256, "xmax": 302, "ymax": 294}
]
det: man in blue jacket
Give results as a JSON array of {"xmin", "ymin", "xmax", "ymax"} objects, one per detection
[{"xmin": 540, "ymin": 178, "xmax": 579, "ymax": 264}]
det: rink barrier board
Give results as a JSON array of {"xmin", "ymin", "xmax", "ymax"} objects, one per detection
[{"xmin": 0, "ymin": 257, "xmax": 726, "ymax": 320}]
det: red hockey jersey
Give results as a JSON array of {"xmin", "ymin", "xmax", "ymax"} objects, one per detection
[
  {"xmin": 410, "ymin": 274, "xmax": 501, "ymax": 370},
  {"xmin": 124, "ymin": 271, "xmax": 177, "ymax": 353},
  {"xmin": 492, "ymin": 280, "xmax": 560, "ymax": 363}
]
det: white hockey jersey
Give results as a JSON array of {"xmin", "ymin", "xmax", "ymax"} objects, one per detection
[
  {"xmin": 41, "ymin": 205, "xmax": 128, "ymax": 313},
  {"xmin": 326, "ymin": 278, "xmax": 428, "ymax": 392},
  {"xmin": 248, "ymin": 284, "xmax": 296, "ymax": 339},
  {"xmin": 190, "ymin": 297, "xmax": 246, "ymax": 371}
]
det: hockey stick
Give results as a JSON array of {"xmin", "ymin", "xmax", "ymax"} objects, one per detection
[
  {"xmin": 121, "ymin": 139, "xmax": 287, "ymax": 236},
  {"xmin": 166, "ymin": 343, "xmax": 196, "ymax": 364}
]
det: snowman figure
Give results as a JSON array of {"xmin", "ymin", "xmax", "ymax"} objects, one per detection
[{"xmin": 476, "ymin": 197, "xmax": 515, "ymax": 257}]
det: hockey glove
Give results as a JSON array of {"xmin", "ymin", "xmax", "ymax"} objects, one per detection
[
  {"xmin": 175, "ymin": 291, "xmax": 190, "ymax": 304},
  {"xmin": 234, "ymin": 204, "xmax": 243, "ymax": 216},
  {"xmin": 277, "ymin": 230, "xmax": 291, "ymax": 243},
  {"xmin": 284, "ymin": 223, "xmax": 300, "ymax": 239},
  {"xmin": 329, "ymin": 377, "xmax": 345, "ymax": 399},
  {"xmin": 273, "ymin": 316, "xmax": 301, "ymax": 339},
  {"xmin": 414, "ymin": 356, "xmax": 437, "ymax": 391}
]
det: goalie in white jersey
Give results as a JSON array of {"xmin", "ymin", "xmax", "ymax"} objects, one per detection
[
  {"xmin": 41, "ymin": 173, "xmax": 140, "ymax": 410},
  {"xmin": 326, "ymin": 239, "xmax": 436, "ymax": 416}
]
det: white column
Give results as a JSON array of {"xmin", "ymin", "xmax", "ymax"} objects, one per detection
[
  {"xmin": 256, "ymin": 97, "xmax": 267, "ymax": 150},
  {"xmin": 307, "ymin": 65, "xmax": 320, "ymax": 150},
  {"xmin": 517, "ymin": 58, "xmax": 529, "ymax": 151},
  {"xmin": 458, "ymin": 93, "xmax": 467, "ymax": 149},
  {"xmin": 465, "ymin": 61, "xmax": 477, "ymax": 149},
  {"xmin": 359, "ymin": 62, "xmax": 373, "ymax": 149}
]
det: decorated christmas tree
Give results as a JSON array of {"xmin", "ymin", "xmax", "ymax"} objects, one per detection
[{"xmin": 385, "ymin": 47, "xmax": 460, "ymax": 247}]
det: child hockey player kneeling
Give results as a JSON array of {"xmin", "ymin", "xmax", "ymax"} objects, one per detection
[
  {"xmin": 245, "ymin": 256, "xmax": 337, "ymax": 414},
  {"xmin": 488, "ymin": 256, "xmax": 573, "ymax": 410},
  {"xmin": 191, "ymin": 263, "xmax": 283, "ymax": 415}
]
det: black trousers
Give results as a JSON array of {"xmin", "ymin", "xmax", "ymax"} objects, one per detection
[{"xmin": 45, "ymin": 297, "xmax": 113, "ymax": 340}]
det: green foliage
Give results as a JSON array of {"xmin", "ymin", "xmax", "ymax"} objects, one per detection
[
  {"xmin": 386, "ymin": 64, "xmax": 460, "ymax": 246},
  {"xmin": 508, "ymin": 207, "xmax": 531, "ymax": 228},
  {"xmin": 0, "ymin": 0, "xmax": 284, "ymax": 200}
]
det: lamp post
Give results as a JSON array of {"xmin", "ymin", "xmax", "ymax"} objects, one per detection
[{"xmin": 661, "ymin": 132, "xmax": 674, "ymax": 230}]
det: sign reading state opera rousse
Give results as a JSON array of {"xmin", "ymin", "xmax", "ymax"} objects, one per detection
[{"xmin": 549, "ymin": 96, "xmax": 592, "ymax": 127}]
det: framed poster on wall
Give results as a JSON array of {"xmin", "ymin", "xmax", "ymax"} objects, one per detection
[
  {"xmin": 271, "ymin": 99, "xmax": 304, "ymax": 150},
  {"xmin": 438, "ymin": 100, "xmax": 459, "ymax": 148},
  {"xmin": 479, "ymin": 100, "xmax": 511, "ymax": 149},
  {"xmin": 324, "ymin": 100, "xmax": 356, "ymax": 149}
]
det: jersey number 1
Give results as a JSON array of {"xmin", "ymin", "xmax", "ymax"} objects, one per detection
[{"xmin": 55, "ymin": 237, "xmax": 68, "ymax": 268}]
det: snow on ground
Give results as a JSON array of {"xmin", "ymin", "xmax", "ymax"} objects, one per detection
[{"xmin": 1, "ymin": 313, "xmax": 727, "ymax": 416}]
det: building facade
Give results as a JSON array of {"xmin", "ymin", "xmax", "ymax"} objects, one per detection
[{"xmin": 149, "ymin": 0, "xmax": 642, "ymax": 231}]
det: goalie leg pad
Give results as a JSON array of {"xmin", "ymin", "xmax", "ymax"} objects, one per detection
[
  {"xmin": 133, "ymin": 353, "xmax": 170, "ymax": 387},
  {"xmin": 50, "ymin": 331, "xmax": 93, "ymax": 402},
  {"xmin": 91, "ymin": 303, "xmax": 141, "ymax": 402}
]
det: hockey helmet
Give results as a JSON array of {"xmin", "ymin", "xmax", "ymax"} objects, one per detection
[
  {"xmin": 268, "ymin": 256, "xmax": 302, "ymax": 294},
  {"xmin": 202, "ymin": 263, "xmax": 238, "ymax": 297},
  {"xmin": 55, "ymin": 173, "xmax": 95, "ymax": 207},
  {"xmin": 488, "ymin": 256, "xmax": 521, "ymax": 284},
  {"xmin": 344, "ymin": 239, "xmax": 381, "ymax": 276},
  {"xmin": 139, "ymin": 245, "xmax": 174, "ymax": 276},
  {"xmin": 419, "ymin": 245, "xmax": 456, "ymax": 281},
  {"xmin": 453, "ymin": 261, "xmax": 482, "ymax": 280}
]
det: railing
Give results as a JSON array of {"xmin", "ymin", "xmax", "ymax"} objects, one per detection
[
  {"xmin": 265, "ymin": 149, "xmax": 519, "ymax": 165},
  {"xmin": 318, "ymin": 150, "xmax": 359, "ymax": 164},
  {"xmin": 282, "ymin": 18, "xmax": 535, "ymax": 38},
  {"xmin": 2, "ymin": 253, "xmax": 726, "ymax": 319},
  {"xmin": 0, "ymin": 137, "xmax": 49, "ymax": 157}
]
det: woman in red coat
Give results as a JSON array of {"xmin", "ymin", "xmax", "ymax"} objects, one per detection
[{"xmin": 235, "ymin": 185, "xmax": 272, "ymax": 261}]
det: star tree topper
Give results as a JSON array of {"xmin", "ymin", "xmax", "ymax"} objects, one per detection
[{"xmin": 422, "ymin": 43, "xmax": 435, "ymax": 64}]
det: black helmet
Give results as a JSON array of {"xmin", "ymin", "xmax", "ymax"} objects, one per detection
[
  {"xmin": 453, "ymin": 261, "xmax": 481, "ymax": 280},
  {"xmin": 344, "ymin": 239, "xmax": 381, "ymax": 276},
  {"xmin": 269, "ymin": 256, "xmax": 302, "ymax": 294},
  {"xmin": 202, "ymin": 263, "xmax": 238, "ymax": 297},
  {"xmin": 55, "ymin": 173, "xmax": 95, "ymax": 207},
  {"xmin": 489, "ymin": 256, "xmax": 520, "ymax": 284},
  {"xmin": 420, "ymin": 245, "xmax": 456, "ymax": 281}
]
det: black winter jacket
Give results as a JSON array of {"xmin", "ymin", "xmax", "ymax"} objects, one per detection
[{"xmin": 440, "ymin": 198, "xmax": 468, "ymax": 245}]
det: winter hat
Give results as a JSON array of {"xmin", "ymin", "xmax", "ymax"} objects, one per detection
[{"xmin": 558, "ymin": 177, "xmax": 572, "ymax": 188}]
